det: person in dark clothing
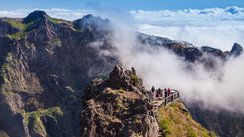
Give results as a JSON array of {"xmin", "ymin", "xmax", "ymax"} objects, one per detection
[
  {"xmin": 158, "ymin": 88, "xmax": 162, "ymax": 98},
  {"xmin": 151, "ymin": 86, "xmax": 156, "ymax": 100},
  {"xmin": 131, "ymin": 67, "xmax": 136, "ymax": 74},
  {"xmin": 167, "ymin": 88, "xmax": 171, "ymax": 96},
  {"xmin": 164, "ymin": 88, "xmax": 167, "ymax": 97},
  {"xmin": 151, "ymin": 86, "xmax": 155, "ymax": 93},
  {"xmin": 156, "ymin": 89, "xmax": 160, "ymax": 98}
]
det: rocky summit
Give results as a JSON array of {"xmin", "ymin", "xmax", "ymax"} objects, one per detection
[
  {"xmin": 0, "ymin": 10, "xmax": 243, "ymax": 137},
  {"xmin": 80, "ymin": 65, "xmax": 158, "ymax": 137}
]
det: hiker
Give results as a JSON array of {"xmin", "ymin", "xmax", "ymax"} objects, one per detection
[
  {"xmin": 155, "ymin": 89, "xmax": 158, "ymax": 98},
  {"xmin": 158, "ymin": 88, "xmax": 161, "ymax": 97},
  {"xmin": 164, "ymin": 88, "xmax": 167, "ymax": 97},
  {"xmin": 158, "ymin": 88, "xmax": 163, "ymax": 98},
  {"xmin": 167, "ymin": 88, "xmax": 171, "ymax": 96},
  {"xmin": 131, "ymin": 67, "xmax": 136, "ymax": 74},
  {"xmin": 151, "ymin": 86, "xmax": 156, "ymax": 99},
  {"xmin": 151, "ymin": 86, "xmax": 155, "ymax": 93}
]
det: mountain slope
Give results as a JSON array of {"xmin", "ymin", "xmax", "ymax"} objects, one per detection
[
  {"xmin": 0, "ymin": 10, "xmax": 243, "ymax": 137},
  {"xmin": 0, "ymin": 11, "xmax": 117, "ymax": 137},
  {"xmin": 157, "ymin": 102, "xmax": 216, "ymax": 137},
  {"xmin": 189, "ymin": 105, "xmax": 244, "ymax": 137}
]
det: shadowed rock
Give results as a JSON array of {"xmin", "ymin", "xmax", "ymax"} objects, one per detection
[
  {"xmin": 80, "ymin": 65, "xmax": 158, "ymax": 137},
  {"xmin": 229, "ymin": 43, "xmax": 243, "ymax": 57}
]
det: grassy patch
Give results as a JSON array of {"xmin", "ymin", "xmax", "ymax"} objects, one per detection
[
  {"xmin": 5, "ymin": 19, "xmax": 25, "ymax": 30},
  {"xmin": 4, "ymin": 18, "xmax": 40, "ymax": 40},
  {"xmin": 7, "ymin": 32, "xmax": 27, "ymax": 39},
  {"xmin": 22, "ymin": 107, "xmax": 63, "ymax": 126},
  {"xmin": 21, "ymin": 107, "xmax": 63, "ymax": 133},
  {"xmin": 5, "ymin": 18, "xmax": 35, "ymax": 31},
  {"xmin": 186, "ymin": 125, "xmax": 197, "ymax": 137},
  {"xmin": 48, "ymin": 17, "xmax": 62, "ymax": 24},
  {"xmin": 156, "ymin": 102, "xmax": 216, "ymax": 137},
  {"xmin": 159, "ymin": 119, "xmax": 171, "ymax": 135}
]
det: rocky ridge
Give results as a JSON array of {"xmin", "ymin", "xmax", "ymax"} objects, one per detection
[{"xmin": 80, "ymin": 65, "xmax": 158, "ymax": 137}]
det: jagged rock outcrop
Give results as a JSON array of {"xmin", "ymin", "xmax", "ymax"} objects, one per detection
[
  {"xmin": 229, "ymin": 43, "xmax": 243, "ymax": 57},
  {"xmin": 80, "ymin": 65, "xmax": 158, "ymax": 137}
]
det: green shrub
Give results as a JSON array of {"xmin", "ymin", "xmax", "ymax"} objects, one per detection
[{"xmin": 131, "ymin": 74, "xmax": 139, "ymax": 86}]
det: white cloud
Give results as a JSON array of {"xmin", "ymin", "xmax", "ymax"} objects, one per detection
[
  {"xmin": 131, "ymin": 6, "xmax": 244, "ymax": 51},
  {"xmin": 112, "ymin": 25, "xmax": 244, "ymax": 114}
]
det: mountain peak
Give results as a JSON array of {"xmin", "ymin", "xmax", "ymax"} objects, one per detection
[
  {"xmin": 73, "ymin": 14, "xmax": 111, "ymax": 31},
  {"xmin": 22, "ymin": 10, "xmax": 48, "ymax": 24},
  {"xmin": 230, "ymin": 43, "xmax": 243, "ymax": 57}
]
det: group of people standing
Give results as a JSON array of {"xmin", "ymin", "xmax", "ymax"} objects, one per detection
[{"xmin": 149, "ymin": 86, "xmax": 173, "ymax": 101}]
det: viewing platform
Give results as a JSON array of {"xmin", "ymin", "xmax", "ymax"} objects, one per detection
[{"xmin": 152, "ymin": 89, "xmax": 180, "ymax": 111}]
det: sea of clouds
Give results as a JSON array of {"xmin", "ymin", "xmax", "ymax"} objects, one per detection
[{"xmin": 130, "ymin": 6, "xmax": 244, "ymax": 51}]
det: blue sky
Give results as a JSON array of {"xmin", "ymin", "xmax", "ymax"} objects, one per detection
[{"xmin": 1, "ymin": 0, "xmax": 244, "ymax": 10}]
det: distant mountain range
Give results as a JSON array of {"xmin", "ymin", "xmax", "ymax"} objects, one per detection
[{"xmin": 0, "ymin": 10, "xmax": 243, "ymax": 137}]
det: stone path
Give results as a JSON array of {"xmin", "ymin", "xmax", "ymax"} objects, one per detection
[{"xmin": 152, "ymin": 90, "xmax": 180, "ymax": 137}]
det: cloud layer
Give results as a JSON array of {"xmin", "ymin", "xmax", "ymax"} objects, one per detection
[
  {"xmin": 131, "ymin": 6, "xmax": 244, "ymax": 50},
  {"xmin": 112, "ymin": 26, "xmax": 244, "ymax": 114}
]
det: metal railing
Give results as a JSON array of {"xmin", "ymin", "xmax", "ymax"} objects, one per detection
[{"xmin": 155, "ymin": 90, "xmax": 180, "ymax": 107}]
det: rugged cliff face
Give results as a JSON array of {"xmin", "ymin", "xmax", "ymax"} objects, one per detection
[
  {"xmin": 80, "ymin": 65, "xmax": 158, "ymax": 137},
  {"xmin": 0, "ymin": 11, "xmax": 117, "ymax": 137}
]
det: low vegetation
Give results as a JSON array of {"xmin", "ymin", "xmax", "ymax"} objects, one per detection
[
  {"xmin": 5, "ymin": 18, "xmax": 35, "ymax": 31},
  {"xmin": 5, "ymin": 19, "xmax": 26, "ymax": 30},
  {"xmin": 7, "ymin": 32, "xmax": 27, "ymax": 39},
  {"xmin": 48, "ymin": 16, "xmax": 63, "ymax": 24},
  {"xmin": 21, "ymin": 107, "xmax": 63, "ymax": 134},
  {"xmin": 157, "ymin": 102, "xmax": 216, "ymax": 137},
  {"xmin": 5, "ymin": 16, "xmax": 61, "ymax": 40},
  {"xmin": 131, "ymin": 74, "xmax": 139, "ymax": 86}
]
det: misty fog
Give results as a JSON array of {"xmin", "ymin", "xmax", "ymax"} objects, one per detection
[{"xmin": 111, "ymin": 24, "xmax": 244, "ymax": 114}]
